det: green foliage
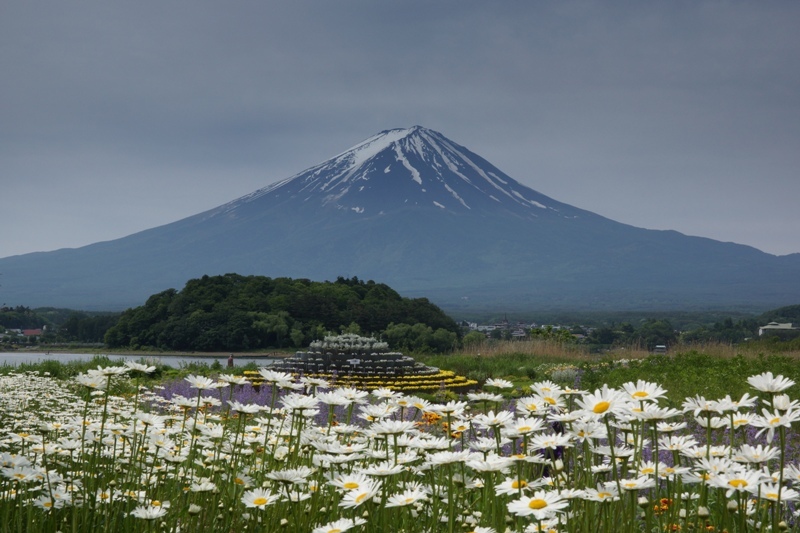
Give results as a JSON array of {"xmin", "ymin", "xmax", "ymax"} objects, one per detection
[
  {"xmin": 416, "ymin": 348, "xmax": 800, "ymax": 404},
  {"xmin": 759, "ymin": 304, "xmax": 800, "ymax": 323},
  {"xmin": 578, "ymin": 351, "xmax": 800, "ymax": 404},
  {"xmin": 417, "ymin": 352, "xmax": 564, "ymax": 386},
  {"xmin": 742, "ymin": 334, "xmax": 800, "ymax": 352},
  {"xmin": 0, "ymin": 354, "xmax": 123, "ymax": 380},
  {"xmin": 585, "ymin": 323, "xmax": 634, "ymax": 346},
  {"xmin": 383, "ymin": 323, "xmax": 458, "ymax": 354},
  {"xmin": 462, "ymin": 330, "xmax": 486, "ymax": 347},
  {"xmin": 629, "ymin": 318, "xmax": 678, "ymax": 350},
  {"xmin": 680, "ymin": 316, "xmax": 758, "ymax": 344},
  {"xmin": 0, "ymin": 306, "xmax": 50, "ymax": 329},
  {"xmin": 57, "ymin": 311, "xmax": 121, "ymax": 343},
  {"xmin": 104, "ymin": 274, "xmax": 459, "ymax": 353},
  {"xmin": 530, "ymin": 325, "xmax": 575, "ymax": 343}
]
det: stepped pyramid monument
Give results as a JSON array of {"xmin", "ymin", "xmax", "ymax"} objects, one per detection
[{"xmin": 262, "ymin": 334, "xmax": 476, "ymax": 393}]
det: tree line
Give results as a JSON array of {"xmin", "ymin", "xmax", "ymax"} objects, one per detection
[
  {"xmin": 103, "ymin": 274, "xmax": 460, "ymax": 353},
  {"xmin": 561, "ymin": 304, "xmax": 800, "ymax": 349},
  {"xmin": 4, "ymin": 293, "xmax": 799, "ymax": 353}
]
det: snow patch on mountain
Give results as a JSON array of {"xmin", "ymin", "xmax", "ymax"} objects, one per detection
[
  {"xmin": 338, "ymin": 128, "xmax": 415, "ymax": 168},
  {"xmin": 203, "ymin": 126, "xmax": 576, "ymax": 223},
  {"xmin": 444, "ymin": 183, "xmax": 470, "ymax": 209},
  {"xmin": 394, "ymin": 144, "xmax": 422, "ymax": 185}
]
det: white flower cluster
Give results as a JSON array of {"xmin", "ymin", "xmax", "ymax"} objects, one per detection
[
  {"xmin": 308, "ymin": 334, "xmax": 390, "ymax": 354},
  {"xmin": 0, "ymin": 366, "xmax": 798, "ymax": 532}
]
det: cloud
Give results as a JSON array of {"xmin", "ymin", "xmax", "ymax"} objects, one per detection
[{"xmin": 1, "ymin": 1, "xmax": 799, "ymax": 257}]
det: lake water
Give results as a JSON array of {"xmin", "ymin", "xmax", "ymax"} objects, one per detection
[{"xmin": 0, "ymin": 352, "xmax": 277, "ymax": 368}]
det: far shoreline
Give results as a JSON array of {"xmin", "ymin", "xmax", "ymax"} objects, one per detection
[{"xmin": 0, "ymin": 346, "xmax": 291, "ymax": 359}]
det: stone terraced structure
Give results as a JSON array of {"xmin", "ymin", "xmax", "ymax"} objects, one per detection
[
  {"xmin": 270, "ymin": 334, "xmax": 441, "ymax": 378},
  {"xmin": 261, "ymin": 334, "xmax": 477, "ymax": 392}
]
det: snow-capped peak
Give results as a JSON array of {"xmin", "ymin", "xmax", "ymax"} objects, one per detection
[
  {"xmin": 213, "ymin": 126, "xmax": 577, "ymax": 221},
  {"xmin": 332, "ymin": 127, "xmax": 418, "ymax": 169}
]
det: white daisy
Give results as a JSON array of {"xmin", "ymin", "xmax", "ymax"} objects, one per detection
[
  {"xmin": 747, "ymin": 372, "xmax": 795, "ymax": 393},
  {"xmin": 507, "ymin": 490, "xmax": 568, "ymax": 519},
  {"xmin": 241, "ymin": 488, "xmax": 278, "ymax": 509},
  {"xmin": 312, "ymin": 518, "xmax": 367, "ymax": 533}
]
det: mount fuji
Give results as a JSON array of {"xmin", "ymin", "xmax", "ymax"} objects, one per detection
[{"xmin": 2, "ymin": 126, "xmax": 799, "ymax": 311}]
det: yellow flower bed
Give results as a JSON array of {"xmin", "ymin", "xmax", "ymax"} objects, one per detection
[{"xmin": 242, "ymin": 369, "xmax": 477, "ymax": 392}]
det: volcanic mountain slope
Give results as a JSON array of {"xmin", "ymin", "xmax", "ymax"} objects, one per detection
[{"xmin": 1, "ymin": 126, "xmax": 798, "ymax": 311}]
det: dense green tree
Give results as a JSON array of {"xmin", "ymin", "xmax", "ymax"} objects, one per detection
[
  {"xmin": 587, "ymin": 326, "xmax": 617, "ymax": 345},
  {"xmin": 463, "ymin": 330, "xmax": 486, "ymax": 347},
  {"xmin": 530, "ymin": 325, "xmax": 575, "ymax": 343},
  {"xmin": 431, "ymin": 328, "xmax": 458, "ymax": 353},
  {"xmin": 632, "ymin": 319, "xmax": 678, "ymax": 350},
  {"xmin": 759, "ymin": 305, "xmax": 800, "ymax": 324},
  {"xmin": 679, "ymin": 316, "xmax": 759, "ymax": 344},
  {"xmin": 104, "ymin": 274, "xmax": 459, "ymax": 353},
  {"xmin": 0, "ymin": 306, "xmax": 48, "ymax": 329},
  {"xmin": 58, "ymin": 312, "xmax": 120, "ymax": 343}
]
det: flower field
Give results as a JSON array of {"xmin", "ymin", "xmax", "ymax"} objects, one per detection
[{"xmin": 2, "ymin": 360, "xmax": 800, "ymax": 532}]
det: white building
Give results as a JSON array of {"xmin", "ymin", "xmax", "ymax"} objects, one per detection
[{"xmin": 758, "ymin": 322, "xmax": 798, "ymax": 336}]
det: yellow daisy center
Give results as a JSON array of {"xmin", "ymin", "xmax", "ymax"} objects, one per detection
[
  {"xmin": 343, "ymin": 482, "xmax": 360, "ymax": 489},
  {"xmin": 728, "ymin": 479, "xmax": 748, "ymax": 489},
  {"xmin": 252, "ymin": 497, "xmax": 268, "ymax": 506},
  {"xmin": 632, "ymin": 391, "xmax": 649, "ymax": 399},
  {"xmin": 593, "ymin": 401, "xmax": 611, "ymax": 414},
  {"xmin": 766, "ymin": 492, "xmax": 779, "ymax": 500},
  {"xmin": 355, "ymin": 493, "xmax": 368, "ymax": 504},
  {"xmin": 512, "ymin": 480, "xmax": 528, "ymax": 489},
  {"xmin": 598, "ymin": 492, "xmax": 612, "ymax": 499},
  {"xmin": 528, "ymin": 498, "xmax": 548, "ymax": 510}
]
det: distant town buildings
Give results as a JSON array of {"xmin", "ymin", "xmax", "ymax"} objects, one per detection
[
  {"xmin": 461, "ymin": 318, "xmax": 588, "ymax": 341},
  {"xmin": 758, "ymin": 322, "xmax": 799, "ymax": 337},
  {"xmin": 0, "ymin": 327, "xmax": 45, "ymax": 340}
]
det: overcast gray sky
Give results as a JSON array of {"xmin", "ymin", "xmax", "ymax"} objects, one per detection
[{"xmin": 2, "ymin": 1, "xmax": 799, "ymax": 258}]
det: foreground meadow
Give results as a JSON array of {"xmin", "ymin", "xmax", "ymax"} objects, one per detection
[{"xmin": 2, "ymin": 355, "xmax": 800, "ymax": 532}]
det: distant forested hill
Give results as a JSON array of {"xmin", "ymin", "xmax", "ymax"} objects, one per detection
[
  {"xmin": 759, "ymin": 305, "xmax": 800, "ymax": 324},
  {"xmin": 103, "ymin": 274, "xmax": 459, "ymax": 352}
]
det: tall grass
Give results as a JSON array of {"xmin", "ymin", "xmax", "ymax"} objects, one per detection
[
  {"xmin": 457, "ymin": 339, "xmax": 606, "ymax": 360},
  {"xmin": 452, "ymin": 338, "xmax": 800, "ymax": 364},
  {"xmin": 0, "ymin": 354, "xmax": 125, "ymax": 380},
  {"xmin": 419, "ymin": 340, "xmax": 800, "ymax": 403}
]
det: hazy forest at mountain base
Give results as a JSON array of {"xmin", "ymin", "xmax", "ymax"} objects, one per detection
[{"xmin": 2, "ymin": 273, "xmax": 799, "ymax": 356}]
